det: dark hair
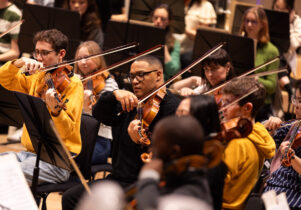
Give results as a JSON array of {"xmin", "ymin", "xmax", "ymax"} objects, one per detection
[
  {"xmin": 188, "ymin": 0, "xmax": 202, "ymax": 8},
  {"xmin": 33, "ymin": 29, "xmax": 68, "ymax": 52},
  {"xmin": 189, "ymin": 95, "xmax": 221, "ymax": 136},
  {"xmin": 152, "ymin": 4, "xmax": 175, "ymax": 50},
  {"xmin": 293, "ymin": 79, "xmax": 301, "ymax": 94},
  {"xmin": 153, "ymin": 115, "xmax": 205, "ymax": 157},
  {"xmin": 272, "ymin": 0, "xmax": 295, "ymax": 12},
  {"xmin": 134, "ymin": 55, "xmax": 163, "ymax": 71},
  {"xmin": 222, "ymin": 77, "xmax": 266, "ymax": 118},
  {"xmin": 240, "ymin": 7, "xmax": 270, "ymax": 44},
  {"xmin": 200, "ymin": 49, "xmax": 235, "ymax": 86},
  {"xmin": 64, "ymin": 0, "xmax": 101, "ymax": 42}
]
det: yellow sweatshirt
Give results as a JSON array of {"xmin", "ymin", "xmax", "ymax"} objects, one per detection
[
  {"xmin": 0, "ymin": 61, "xmax": 83, "ymax": 154},
  {"xmin": 222, "ymin": 122, "xmax": 275, "ymax": 210}
]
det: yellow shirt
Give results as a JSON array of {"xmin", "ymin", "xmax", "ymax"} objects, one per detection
[
  {"xmin": 222, "ymin": 122, "xmax": 275, "ymax": 210},
  {"xmin": 0, "ymin": 61, "xmax": 83, "ymax": 154}
]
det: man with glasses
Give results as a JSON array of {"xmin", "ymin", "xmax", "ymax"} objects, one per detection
[
  {"xmin": 62, "ymin": 55, "xmax": 180, "ymax": 210},
  {"xmin": 0, "ymin": 29, "xmax": 83, "ymax": 185}
]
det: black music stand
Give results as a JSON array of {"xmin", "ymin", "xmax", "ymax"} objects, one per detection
[
  {"xmin": 14, "ymin": 91, "xmax": 71, "ymax": 196},
  {"xmin": 103, "ymin": 20, "xmax": 165, "ymax": 88},
  {"xmin": 129, "ymin": 0, "xmax": 185, "ymax": 34},
  {"xmin": 192, "ymin": 28, "xmax": 255, "ymax": 76},
  {"xmin": 18, "ymin": 3, "xmax": 81, "ymax": 60},
  {"xmin": 231, "ymin": 5, "xmax": 290, "ymax": 54}
]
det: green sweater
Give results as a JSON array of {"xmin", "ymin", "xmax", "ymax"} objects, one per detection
[
  {"xmin": 164, "ymin": 40, "xmax": 181, "ymax": 81},
  {"xmin": 255, "ymin": 42, "xmax": 279, "ymax": 104}
]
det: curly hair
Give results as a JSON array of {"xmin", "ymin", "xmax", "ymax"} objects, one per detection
[{"xmin": 33, "ymin": 29, "xmax": 68, "ymax": 52}]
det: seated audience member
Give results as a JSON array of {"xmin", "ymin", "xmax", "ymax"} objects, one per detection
[
  {"xmin": 0, "ymin": 0, "xmax": 21, "ymax": 65},
  {"xmin": 136, "ymin": 115, "xmax": 213, "ymax": 210},
  {"xmin": 221, "ymin": 77, "xmax": 276, "ymax": 209},
  {"xmin": 176, "ymin": 94, "xmax": 227, "ymax": 210},
  {"xmin": 63, "ymin": 0, "xmax": 104, "ymax": 48},
  {"xmin": 172, "ymin": 48, "xmax": 235, "ymax": 97},
  {"xmin": 62, "ymin": 55, "xmax": 180, "ymax": 210},
  {"xmin": 74, "ymin": 41, "xmax": 118, "ymax": 165},
  {"xmin": 240, "ymin": 6, "xmax": 280, "ymax": 121},
  {"xmin": 26, "ymin": 0, "xmax": 55, "ymax": 7},
  {"xmin": 152, "ymin": 4, "xmax": 181, "ymax": 81},
  {"xmin": 264, "ymin": 79, "xmax": 301, "ymax": 210}
]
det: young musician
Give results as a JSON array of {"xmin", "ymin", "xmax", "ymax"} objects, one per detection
[
  {"xmin": 240, "ymin": 7, "xmax": 280, "ymax": 121},
  {"xmin": 171, "ymin": 48, "xmax": 235, "ymax": 97},
  {"xmin": 264, "ymin": 79, "xmax": 301, "ymax": 209},
  {"xmin": 136, "ymin": 115, "xmax": 213, "ymax": 210},
  {"xmin": 221, "ymin": 77, "xmax": 276, "ymax": 209},
  {"xmin": 0, "ymin": 29, "xmax": 83, "ymax": 184},
  {"xmin": 74, "ymin": 41, "xmax": 118, "ymax": 165},
  {"xmin": 62, "ymin": 55, "xmax": 180, "ymax": 210}
]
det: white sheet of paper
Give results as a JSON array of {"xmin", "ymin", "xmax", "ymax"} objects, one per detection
[{"xmin": 0, "ymin": 153, "xmax": 38, "ymax": 210}]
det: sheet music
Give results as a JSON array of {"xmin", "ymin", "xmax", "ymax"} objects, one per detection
[{"xmin": 0, "ymin": 154, "xmax": 38, "ymax": 210}]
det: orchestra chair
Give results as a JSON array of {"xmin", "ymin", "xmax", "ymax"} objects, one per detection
[
  {"xmin": 91, "ymin": 159, "xmax": 112, "ymax": 180},
  {"xmin": 35, "ymin": 114, "xmax": 100, "ymax": 210}
]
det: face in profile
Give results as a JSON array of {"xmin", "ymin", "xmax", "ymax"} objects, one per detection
[
  {"xmin": 76, "ymin": 46, "xmax": 97, "ymax": 75},
  {"xmin": 176, "ymin": 98, "xmax": 191, "ymax": 116},
  {"xmin": 152, "ymin": 8, "xmax": 170, "ymax": 29}
]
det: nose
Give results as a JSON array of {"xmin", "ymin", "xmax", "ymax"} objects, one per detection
[{"xmin": 36, "ymin": 53, "xmax": 43, "ymax": 62}]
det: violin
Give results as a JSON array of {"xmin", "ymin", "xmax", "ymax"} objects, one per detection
[
  {"xmin": 39, "ymin": 65, "xmax": 72, "ymax": 111},
  {"xmin": 137, "ymin": 89, "xmax": 166, "ymax": 163},
  {"xmin": 281, "ymin": 120, "xmax": 301, "ymax": 167},
  {"xmin": 82, "ymin": 71, "xmax": 109, "ymax": 105}
]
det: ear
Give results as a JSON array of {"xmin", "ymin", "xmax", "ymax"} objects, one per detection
[
  {"xmin": 226, "ymin": 62, "xmax": 231, "ymax": 73},
  {"xmin": 242, "ymin": 102, "xmax": 253, "ymax": 115},
  {"xmin": 156, "ymin": 69, "xmax": 163, "ymax": 82},
  {"xmin": 59, "ymin": 49, "xmax": 66, "ymax": 59}
]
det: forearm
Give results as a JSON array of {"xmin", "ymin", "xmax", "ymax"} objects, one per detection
[
  {"xmin": 0, "ymin": 49, "xmax": 20, "ymax": 61},
  {"xmin": 291, "ymin": 155, "xmax": 301, "ymax": 174},
  {"xmin": 171, "ymin": 76, "xmax": 199, "ymax": 90}
]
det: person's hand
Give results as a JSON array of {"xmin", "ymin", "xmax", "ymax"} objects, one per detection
[
  {"xmin": 128, "ymin": 119, "xmax": 144, "ymax": 144},
  {"xmin": 179, "ymin": 87, "xmax": 195, "ymax": 97},
  {"xmin": 45, "ymin": 88, "xmax": 62, "ymax": 115},
  {"xmin": 141, "ymin": 159, "xmax": 163, "ymax": 175},
  {"xmin": 264, "ymin": 116, "xmax": 282, "ymax": 132},
  {"xmin": 113, "ymin": 90, "xmax": 138, "ymax": 112},
  {"xmin": 83, "ymin": 90, "xmax": 94, "ymax": 113},
  {"xmin": 13, "ymin": 57, "xmax": 43, "ymax": 75},
  {"xmin": 279, "ymin": 141, "xmax": 291, "ymax": 155}
]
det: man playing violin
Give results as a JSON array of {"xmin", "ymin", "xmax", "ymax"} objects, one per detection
[
  {"xmin": 264, "ymin": 79, "xmax": 301, "ymax": 209},
  {"xmin": 62, "ymin": 55, "xmax": 180, "ymax": 210},
  {"xmin": 221, "ymin": 77, "xmax": 275, "ymax": 210},
  {"xmin": 0, "ymin": 29, "xmax": 83, "ymax": 185}
]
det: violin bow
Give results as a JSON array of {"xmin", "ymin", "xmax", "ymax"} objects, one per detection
[
  {"xmin": 204, "ymin": 56, "xmax": 280, "ymax": 95},
  {"xmin": 0, "ymin": 19, "xmax": 24, "ymax": 38},
  {"xmin": 138, "ymin": 42, "xmax": 226, "ymax": 104},
  {"xmin": 81, "ymin": 44, "xmax": 164, "ymax": 82},
  {"xmin": 21, "ymin": 42, "xmax": 139, "ymax": 74}
]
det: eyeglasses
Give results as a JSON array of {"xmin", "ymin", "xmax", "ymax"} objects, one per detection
[
  {"xmin": 128, "ymin": 70, "xmax": 158, "ymax": 82},
  {"xmin": 291, "ymin": 96, "xmax": 301, "ymax": 106},
  {"xmin": 32, "ymin": 49, "xmax": 55, "ymax": 59},
  {"xmin": 244, "ymin": 19, "xmax": 258, "ymax": 25}
]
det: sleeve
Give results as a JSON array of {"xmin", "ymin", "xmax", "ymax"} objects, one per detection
[
  {"xmin": 257, "ymin": 45, "xmax": 280, "ymax": 95},
  {"xmin": 0, "ymin": 61, "xmax": 32, "ymax": 93},
  {"xmin": 136, "ymin": 176, "xmax": 160, "ymax": 210},
  {"xmin": 98, "ymin": 77, "xmax": 119, "ymax": 96},
  {"xmin": 92, "ymin": 91, "xmax": 121, "ymax": 126},
  {"xmin": 223, "ymin": 140, "xmax": 246, "ymax": 183},
  {"xmin": 273, "ymin": 125, "xmax": 291, "ymax": 148},
  {"xmin": 164, "ymin": 41, "xmax": 181, "ymax": 79}
]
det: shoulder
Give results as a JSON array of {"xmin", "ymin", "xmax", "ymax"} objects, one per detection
[
  {"xmin": 265, "ymin": 42, "xmax": 279, "ymax": 55},
  {"xmin": 70, "ymin": 74, "xmax": 84, "ymax": 87},
  {"xmin": 160, "ymin": 90, "xmax": 180, "ymax": 113},
  {"xmin": 4, "ymin": 4, "xmax": 21, "ymax": 20}
]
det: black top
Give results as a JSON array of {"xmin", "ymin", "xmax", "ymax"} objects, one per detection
[
  {"xmin": 136, "ymin": 170, "xmax": 213, "ymax": 210},
  {"xmin": 92, "ymin": 90, "xmax": 180, "ymax": 187}
]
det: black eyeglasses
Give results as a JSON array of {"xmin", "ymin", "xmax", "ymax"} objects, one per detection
[
  {"xmin": 244, "ymin": 19, "xmax": 258, "ymax": 25},
  {"xmin": 32, "ymin": 49, "xmax": 55, "ymax": 59},
  {"xmin": 128, "ymin": 70, "xmax": 158, "ymax": 82}
]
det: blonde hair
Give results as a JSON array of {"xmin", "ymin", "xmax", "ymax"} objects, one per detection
[
  {"xmin": 74, "ymin": 41, "xmax": 106, "ymax": 76},
  {"xmin": 239, "ymin": 7, "xmax": 270, "ymax": 44}
]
